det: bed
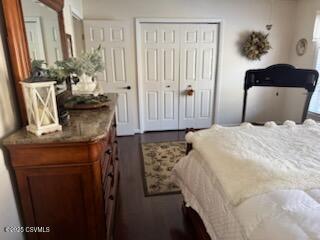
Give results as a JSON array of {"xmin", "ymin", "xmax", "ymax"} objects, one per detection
[
  {"xmin": 171, "ymin": 64, "xmax": 320, "ymax": 240},
  {"xmin": 172, "ymin": 121, "xmax": 320, "ymax": 240}
]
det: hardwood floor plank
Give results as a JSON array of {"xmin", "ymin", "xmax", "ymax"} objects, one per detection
[{"xmin": 115, "ymin": 131, "xmax": 194, "ymax": 240}]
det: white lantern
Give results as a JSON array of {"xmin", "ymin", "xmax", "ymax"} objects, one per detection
[{"xmin": 21, "ymin": 80, "xmax": 62, "ymax": 136}]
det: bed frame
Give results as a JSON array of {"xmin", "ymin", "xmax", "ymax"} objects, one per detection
[
  {"xmin": 182, "ymin": 64, "xmax": 319, "ymax": 240},
  {"xmin": 182, "ymin": 202, "xmax": 211, "ymax": 240}
]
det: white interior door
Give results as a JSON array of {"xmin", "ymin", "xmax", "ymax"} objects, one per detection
[
  {"xmin": 45, "ymin": 19, "xmax": 63, "ymax": 65},
  {"xmin": 84, "ymin": 20, "xmax": 136, "ymax": 135},
  {"xmin": 24, "ymin": 17, "xmax": 46, "ymax": 61},
  {"xmin": 140, "ymin": 23, "xmax": 218, "ymax": 131},
  {"xmin": 141, "ymin": 23, "xmax": 180, "ymax": 131},
  {"xmin": 179, "ymin": 24, "xmax": 218, "ymax": 129}
]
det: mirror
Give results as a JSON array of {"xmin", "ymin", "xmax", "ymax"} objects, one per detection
[
  {"xmin": 21, "ymin": 0, "xmax": 63, "ymax": 66},
  {"xmin": 2, "ymin": 0, "xmax": 68, "ymax": 125}
]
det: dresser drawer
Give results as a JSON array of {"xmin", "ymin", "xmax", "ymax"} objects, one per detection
[
  {"xmin": 101, "ymin": 147, "xmax": 112, "ymax": 180},
  {"xmin": 112, "ymin": 141, "xmax": 118, "ymax": 162},
  {"xmin": 3, "ymin": 94, "xmax": 119, "ymax": 240},
  {"xmin": 105, "ymin": 159, "xmax": 119, "ymax": 240},
  {"xmin": 103, "ymin": 164, "xmax": 114, "ymax": 205},
  {"xmin": 109, "ymin": 118, "xmax": 117, "ymax": 144}
]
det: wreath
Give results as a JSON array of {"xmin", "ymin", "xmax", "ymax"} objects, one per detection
[{"xmin": 243, "ymin": 31, "xmax": 271, "ymax": 60}]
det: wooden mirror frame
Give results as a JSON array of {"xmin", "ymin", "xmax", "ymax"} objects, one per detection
[{"xmin": 2, "ymin": 0, "xmax": 68, "ymax": 125}]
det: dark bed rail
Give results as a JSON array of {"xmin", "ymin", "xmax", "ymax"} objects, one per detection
[{"xmin": 185, "ymin": 128, "xmax": 195, "ymax": 154}]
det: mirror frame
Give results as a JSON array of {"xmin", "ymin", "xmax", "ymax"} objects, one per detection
[{"xmin": 2, "ymin": 0, "xmax": 68, "ymax": 125}]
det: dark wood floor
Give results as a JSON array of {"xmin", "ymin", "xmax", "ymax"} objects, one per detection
[{"xmin": 114, "ymin": 131, "xmax": 195, "ymax": 240}]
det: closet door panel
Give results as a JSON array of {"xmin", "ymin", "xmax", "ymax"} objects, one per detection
[
  {"xmin": 179, "ymin": 24, "xmax": 218, "ymax": 129},
  {"xmin": 140, "ymin": 23, "xmax": 218, "ymax": 131},
  {"xmin": 146, "ymin": 91, "xmax": 160, "ymax": 121},
  {"xmin": 141, "ymin": 23, "xmax": 179, "ymax": 131},
  {"xmin": 145, "ymin": 48, "xmax": 159, "ymax": 82}
]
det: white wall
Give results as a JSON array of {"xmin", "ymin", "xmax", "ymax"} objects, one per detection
[
  {"xmin": 283, "ymin": 0, "xmax": 320, "ymax": 122},
  {"xmin": 83, "ymin": 0, "xmax": 297, "ymax": 126},
  {"xmin": 289, "ymin": 0, "xmax": 319, "ymax": 68},
  {"xmin": 0, "ymin": 11, "xmax": 23, "ymax": 240}
]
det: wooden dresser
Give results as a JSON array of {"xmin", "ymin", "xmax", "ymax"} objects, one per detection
[{"xmin": 3, "ymin": 94, "xmax": 119, "ymax": 240}]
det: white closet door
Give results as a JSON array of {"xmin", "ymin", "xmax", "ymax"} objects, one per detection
[
  {"xmin": 179, "ymin": 24, "xmax": 218, "ymax": 129},
  {"xmin": 84, "ymin": 20, "xmax": 136, "ymax": 135},
  {"xmin": 141, "ymin": 23, "xmax": 180, "ymax": 131}
]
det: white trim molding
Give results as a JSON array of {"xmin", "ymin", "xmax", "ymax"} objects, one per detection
[{"xmin": 135, "ymin": 18, "xmax": 224, "ymax": 132}]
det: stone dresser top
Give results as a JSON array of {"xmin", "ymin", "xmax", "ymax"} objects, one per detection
[{"xmin": 3, "ymin": 93, "xmax": 117, "ymax": 145}]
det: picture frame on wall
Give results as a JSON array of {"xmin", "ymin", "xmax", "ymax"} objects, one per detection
[{"xmin": 66, "ymin": 34, "xmax": 74, "ymax": 58}]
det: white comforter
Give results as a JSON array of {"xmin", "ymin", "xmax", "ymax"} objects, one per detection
[
  {"xmin": 172, "ymin": 150, "xmax": 320, "ymax": 240},
  {"xmin": 185, "ymin": 120, "xmax": 320, "ymax": 205}
]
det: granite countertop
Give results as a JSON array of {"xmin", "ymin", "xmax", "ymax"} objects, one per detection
[{"xmin": 3, "ymin": 93, "xmax": 117, "ymax": 145}]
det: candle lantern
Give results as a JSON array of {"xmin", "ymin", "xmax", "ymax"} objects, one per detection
[{"xmin": 21, "ymin": 80, "xmax": 62, "ymax": 136}]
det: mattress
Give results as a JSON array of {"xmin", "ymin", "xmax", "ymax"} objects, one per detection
[
  {"xmin": 172, "ymin": 150, "xmax": 320, "ymax": 240},
  {"xmin": 184, "ymin": 120, "xmax": 320, "ymax": 205}
]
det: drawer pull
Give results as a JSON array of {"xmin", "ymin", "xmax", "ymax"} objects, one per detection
[
  {"xmin": 105, "ymin": 149, "xmax": 112, "ymax": 155},
  {"xmin": 107, "ymin": 172, "xmax": 114, "ymax": 178},
  {"xmin": 109, "ymin": 195, "xmax": 114, "ymax": 200},
  {"xmin": 114, "ymin": 140, "xmax": 118, "ymax": 144}
]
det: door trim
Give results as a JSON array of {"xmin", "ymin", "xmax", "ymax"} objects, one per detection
[{"xmin": 135, "ymin": 18, "xmax": 224, "ymax": 133}]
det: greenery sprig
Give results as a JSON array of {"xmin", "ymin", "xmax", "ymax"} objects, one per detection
[{"xmin": 30, "ymin": 46, "xmax": 104, "ymax": 84}]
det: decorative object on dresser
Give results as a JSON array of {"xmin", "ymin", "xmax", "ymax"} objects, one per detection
[
  {"xmin": 3, "ymin": 93, "xmax": 120, "ymax": 240},
  {"xmin": 56, "ymin": 46, "xmax": 104, "ymax": 95},
  {"xmin": 29, "ymin": 44, "xmax": 106, "ymax": 120},
  {"xmin": 30, "ymin": 59, "xmax": 71, "ymax": 125},
  {"xmin": 21, "ymin": 78, "xmax": 62, "ymax": 136},
  {"xmin": 64, "ymin": 94, "xmax": 110, "ymax": 110},
  {"xmin": 33, "ymin": 46, "xmax": 104, "ymax": 96}
]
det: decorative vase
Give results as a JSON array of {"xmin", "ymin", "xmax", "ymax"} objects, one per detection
[{"xmin": 72, "ymin": 73, "xmax": 97, "ymax": 95}]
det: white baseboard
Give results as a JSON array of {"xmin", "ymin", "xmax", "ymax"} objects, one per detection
[{"xmin": 134, "ymin": 129, "xmax": 143, "ymax": 134}]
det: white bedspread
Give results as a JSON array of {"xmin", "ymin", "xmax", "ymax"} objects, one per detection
[
  {"xmin": 185, "ymin": 120, "xmax": 320, "ymax": 205},
  {"xmin": 172, "ymin": 150, "xmax": 320, "ymax": 240}
]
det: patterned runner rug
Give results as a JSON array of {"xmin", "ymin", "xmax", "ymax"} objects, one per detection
[{"xmin": 141, "ymin": 141, "xmax": 186, "ymax": 196}]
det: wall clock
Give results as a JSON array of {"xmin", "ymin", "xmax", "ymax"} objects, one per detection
[{"xmin": 296, "ymin": 38, "xmax": 308, "ymax": 56}]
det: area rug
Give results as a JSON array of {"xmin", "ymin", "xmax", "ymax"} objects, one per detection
[{"xmin": 141, "ymin": 141, "xmax": 186, "ymax": 196}]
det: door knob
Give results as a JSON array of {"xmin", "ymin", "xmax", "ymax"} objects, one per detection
[
  {"xmin": 185, "ymin": 85, "xmax": 194, "ymax": 96},
  {"xmin": 124, "ymin": 86, "xmax": 131, "ymax": 90}
]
